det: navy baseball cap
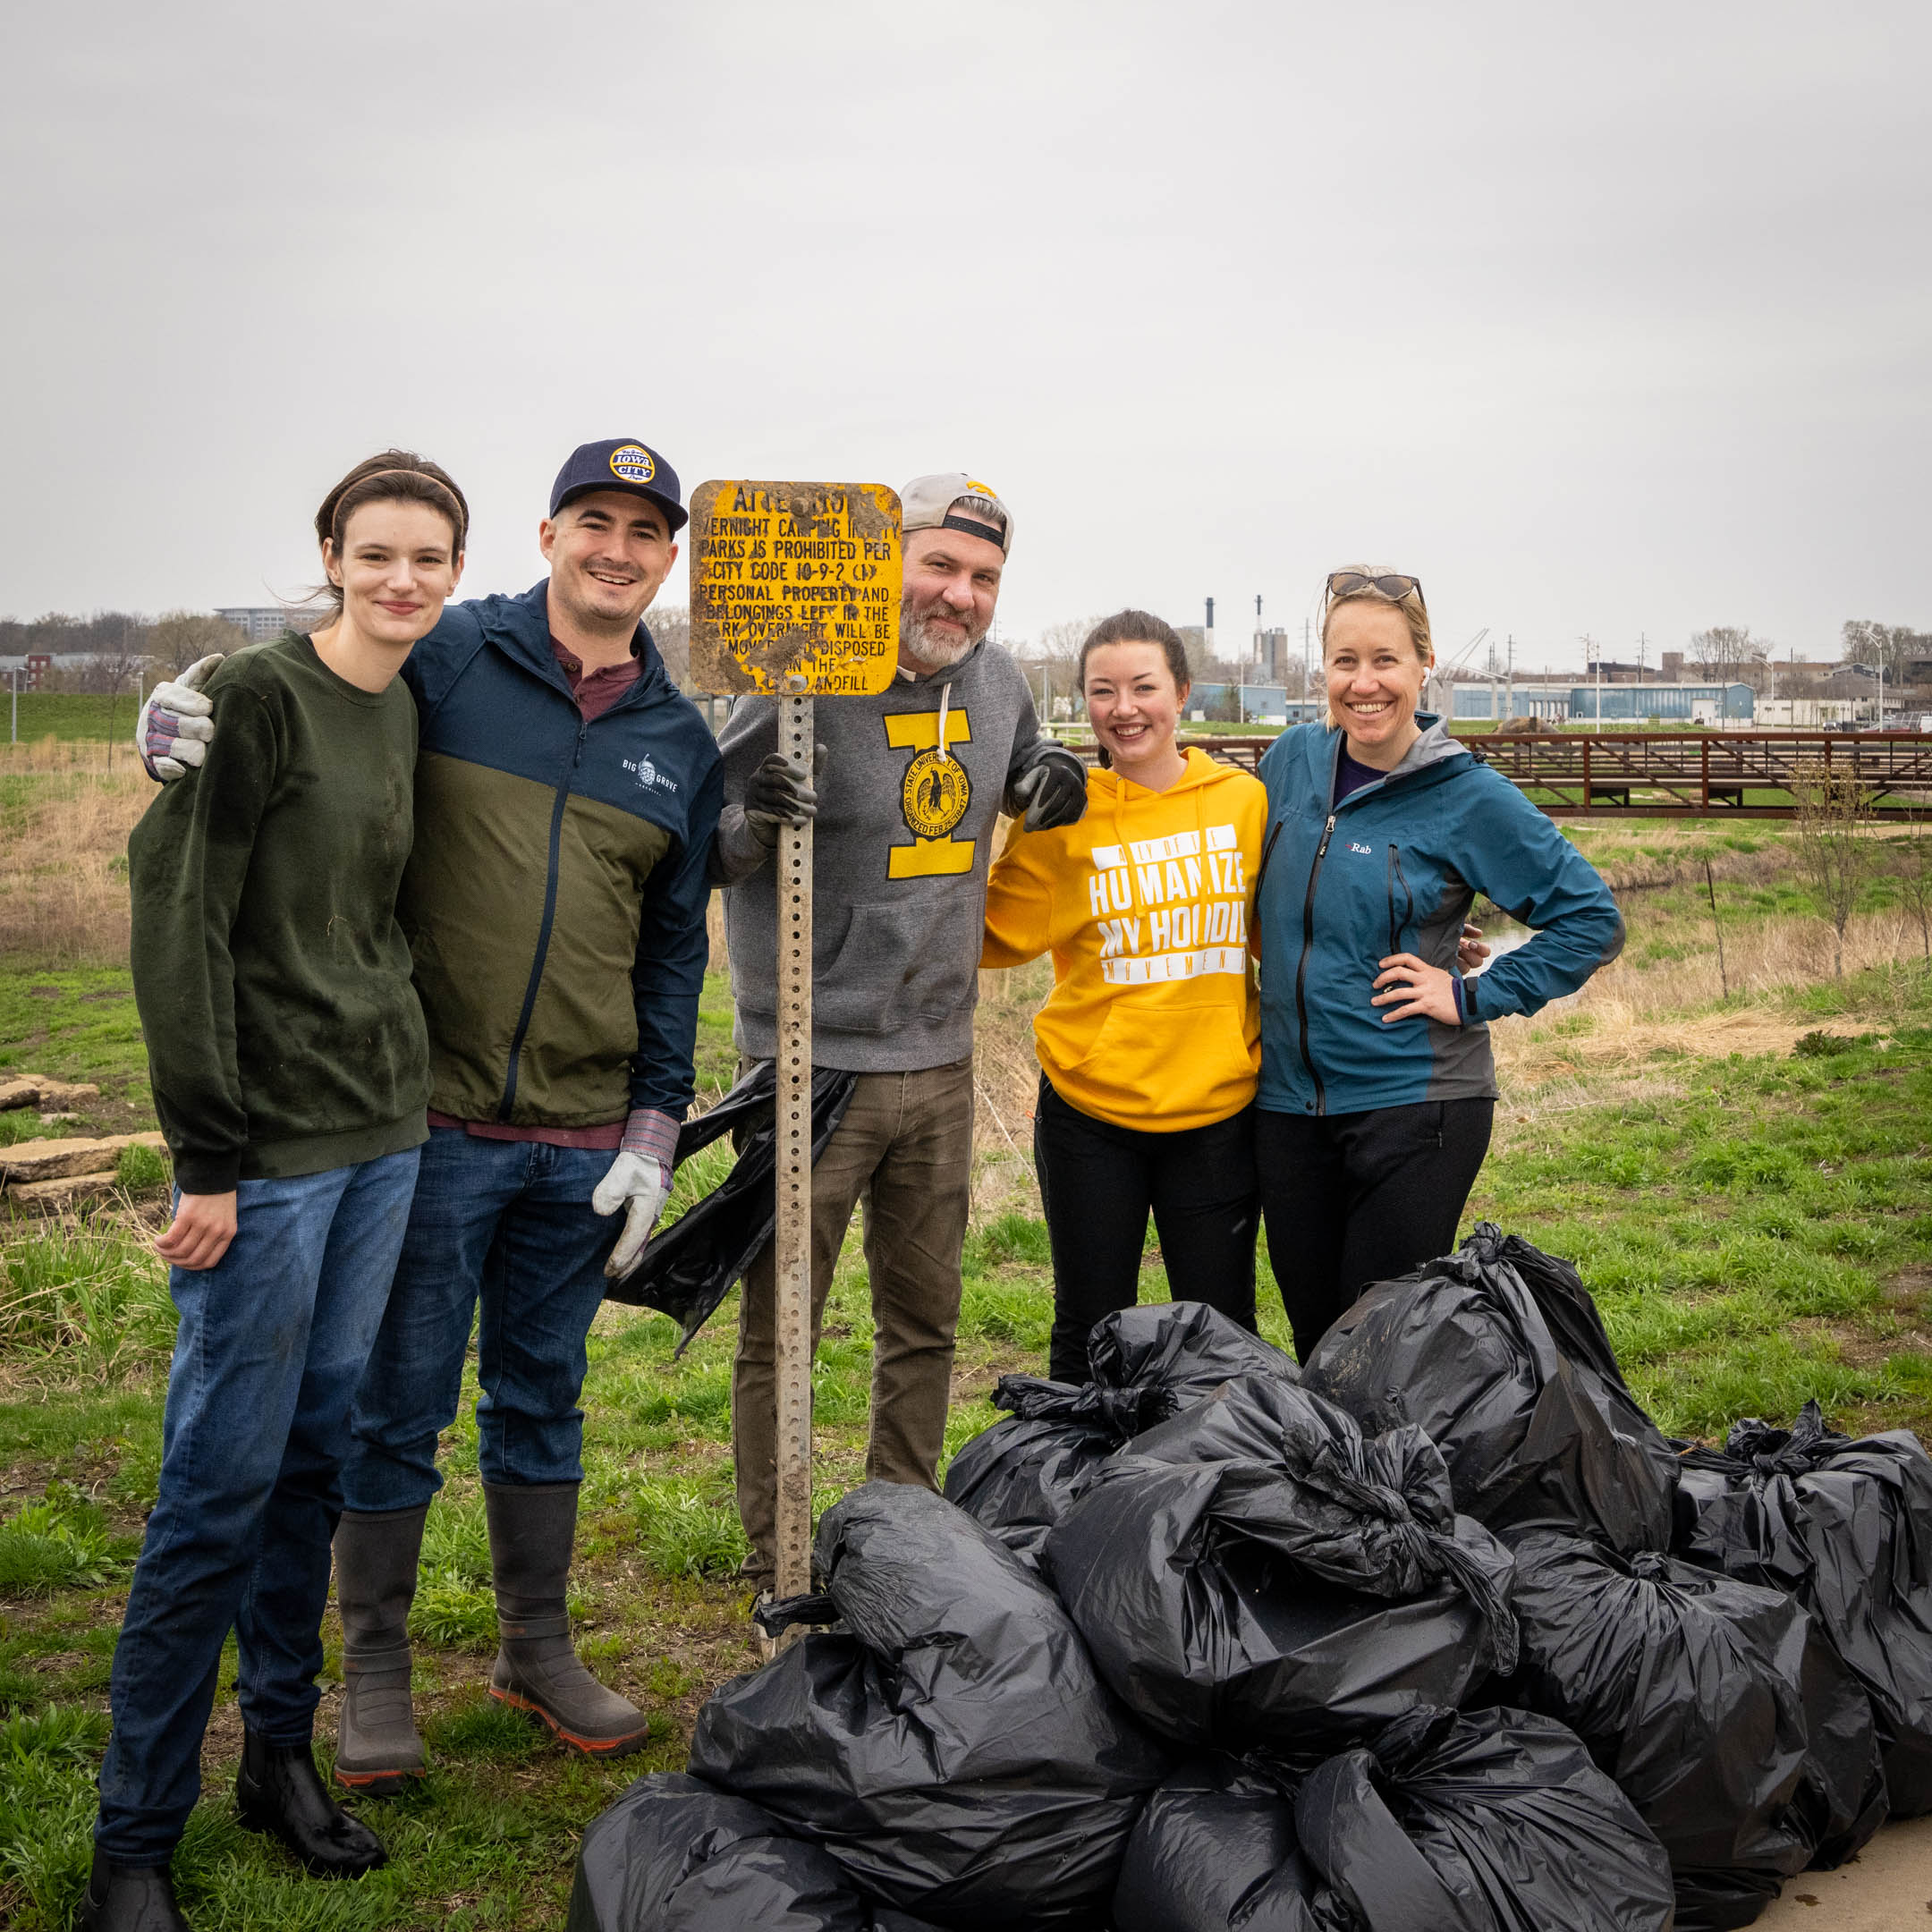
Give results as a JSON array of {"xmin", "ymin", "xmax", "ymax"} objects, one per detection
[{"xmin": 548, "ymin": 437, "xmax": 687, "ymax": 532}]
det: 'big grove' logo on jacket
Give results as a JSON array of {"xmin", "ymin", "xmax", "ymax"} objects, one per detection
[{"xmin": 624, "ymin": 754, "xmax": 679, "ymax": 795}]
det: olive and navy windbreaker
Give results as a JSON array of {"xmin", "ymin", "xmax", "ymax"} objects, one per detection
[
  {"xmin": 1255, "ymin": 716, "xmax": 1623, "ymax": 1117},
  {"xmin": 394, "ymin": 581, "xmax": 722, "ymax": 1130}
]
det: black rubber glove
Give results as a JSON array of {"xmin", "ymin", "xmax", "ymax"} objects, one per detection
[
  {"xmin": 1006, "ymin": 741, "xmax": 1089, "ymax": 831},
  {"xmin": 743, "ymin": 746, "xmax": 824, "ymax": 844}
]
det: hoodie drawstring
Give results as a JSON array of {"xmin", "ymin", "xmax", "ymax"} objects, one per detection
[{"xmin": 936, "ymin": 683, "xmax": 952, "ymax": 763}]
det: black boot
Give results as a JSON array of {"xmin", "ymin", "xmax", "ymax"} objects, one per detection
[
  {"xmin": 332, "ymin": 1503, "xmax": 430, "ymax": 1794},
  {"xmin": 234, "ymin": 1729, "xmax": 386, "ymax": 1877},
  {"xmin": 73, "ymin": 1847, "xmax": 189, "ymax": 1931},
  {"xmin": 484, "ymin": 1481, "xmax": 648, "ymax": 1756}
]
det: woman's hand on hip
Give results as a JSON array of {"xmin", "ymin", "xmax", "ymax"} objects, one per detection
[
  {"xmin": 1372, "ymin": 953, "xmax": 1462, "ymax": 1026},
  {"xmin": 156, "ymin": 1191, "xmax": 238, "ymax": 1271}
]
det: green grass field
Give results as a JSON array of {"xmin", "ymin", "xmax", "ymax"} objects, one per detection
[
  {"xmin": 3, "ymin": 804, "xmax": 1931, "ymax": 1927},
  {"xmin": 3, "ymin": 693, "xmax": 137, "ymax": 745},
  {"xmin": 4, "ymin": 960, "xmax": 1930, "ymax": 1926}
]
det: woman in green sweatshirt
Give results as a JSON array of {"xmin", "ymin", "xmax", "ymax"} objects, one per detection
[{"xmin": 81, "ymin": 453, "xmax": 466, "ymax": 1932}]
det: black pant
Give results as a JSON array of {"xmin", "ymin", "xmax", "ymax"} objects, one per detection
[
  {"xmin": 1034, "ymin": 1076, "xmax": 1259, "ymax": 1383},
  {"xmin": 1255, "ymin": 1097, "xmax": 1495, "ymax": 1362}
]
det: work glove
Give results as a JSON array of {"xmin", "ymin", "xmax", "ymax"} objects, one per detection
[
  {"xmin": 594, "ymin": 1141, "xmax": 671, "ymax": 1284},
  {"xmin": 1006, "ymin": 740, "xmax": 1089, "ymax": 830},
  {"xmin": 743, "ymin": 744, "xmax": 826, "ymax": 845},
  {"xmin": 137, "ymin": 655, "xmax": 225, "ymax": 781}
]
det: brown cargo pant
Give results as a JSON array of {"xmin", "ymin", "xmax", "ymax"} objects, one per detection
[{"xmin": 732, "ymin": 1055, "xmax": 974, "ymax": 1588}]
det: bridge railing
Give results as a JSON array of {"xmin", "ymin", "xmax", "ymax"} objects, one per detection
[{"xmin": 1055, "ymin": 731, "xmax": 1932, "ymax": 818}]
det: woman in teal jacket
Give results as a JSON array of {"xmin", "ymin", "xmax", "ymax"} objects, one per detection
[{"xmin": 1254, "ymin": 569, "xmax": 1624, "ymax": 1358}]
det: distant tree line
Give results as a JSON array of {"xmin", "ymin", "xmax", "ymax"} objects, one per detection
[{"xmin": 0, "ymin": 610, "xmax": 250, "ymax": 693}]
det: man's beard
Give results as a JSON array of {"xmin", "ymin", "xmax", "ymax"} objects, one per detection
[{"xmin": 900, "ymin": 595, "xmax": 985, "ymax": 672}]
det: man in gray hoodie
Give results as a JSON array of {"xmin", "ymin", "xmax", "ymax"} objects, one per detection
[{"xmin": 710, "ymin": 474, "xmax": 1085, "ymax": 1591}]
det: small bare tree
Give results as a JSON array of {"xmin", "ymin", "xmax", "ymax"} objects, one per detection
[
  {"xmin": 151, "ymin": 610, "xmax": 250, "ymax": 678},
  {"xmin": 1791, "ymin": 759, "xmax": 1871, "ymax": 978},
  {"xmin": 648, "ymin": 603, "xmax": 691, "ymax": 688}
]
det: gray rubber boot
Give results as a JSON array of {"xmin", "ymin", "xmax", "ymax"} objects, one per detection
[
  {"xmin": 331, "ymin": 1504, "xmax": 429, "ymax": 1794},
  {"xmin": 483, "ymin": 1481, "xmax": 648, "ymax": 1757}
]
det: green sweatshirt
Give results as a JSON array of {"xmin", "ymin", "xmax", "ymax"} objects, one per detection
[{"xmin": 129, "ymin": 631, "xmax": 430, "ymax": 1193}]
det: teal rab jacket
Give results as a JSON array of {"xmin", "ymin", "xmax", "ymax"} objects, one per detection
[{"xmin": 1254, "ymin": 716, "xmax": 1625, "ymax": 1116}]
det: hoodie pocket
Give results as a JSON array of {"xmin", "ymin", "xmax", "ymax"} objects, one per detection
[{"xmin": 814, "ymin": 885, "xmax": 981, "ymax": 1037}]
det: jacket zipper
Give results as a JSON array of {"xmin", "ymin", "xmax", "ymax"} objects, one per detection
[
  {"xmin": 1294, "ymin": 812, "xmax": 1336, "ymax": 1115},
  {"xmin": 1393, "ymin": 844, "xmax": 1414, "ymax": 952},
  {"xmin": 1255, "ymin": 816, "xmax": 1286, "ymax": 896},
  {"xmin": 497, "ymin": 719, "xmax": 589, "ymax": 1119}
]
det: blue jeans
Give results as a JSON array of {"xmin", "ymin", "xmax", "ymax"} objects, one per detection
[
  {"xmin": 342, "ymin": 1129, "xmax": 620, "ymax": 1511},
  {"xmin": 96, "ymin": 1149, "xmax": 419, "ymax": 1862}
]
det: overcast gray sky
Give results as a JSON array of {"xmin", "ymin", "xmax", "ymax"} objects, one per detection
[{"xmin": 4, "ymin": 1, "xmax": 1927, "ymax": 666}]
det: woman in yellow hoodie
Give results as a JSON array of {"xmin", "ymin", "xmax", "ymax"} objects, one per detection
[{"xmin": 983, "ymin": 610, "xmax": 1267, "ymax": 1381}]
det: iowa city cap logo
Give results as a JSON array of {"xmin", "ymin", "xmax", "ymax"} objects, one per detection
[{"xmin": 609, "ymin": 444, "xmax": 657, "ymax": 485}]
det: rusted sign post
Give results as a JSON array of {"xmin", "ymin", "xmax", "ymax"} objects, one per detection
[{"xmin": 690, "ymin": 481, "xmax": 901, "ymax": 1602}]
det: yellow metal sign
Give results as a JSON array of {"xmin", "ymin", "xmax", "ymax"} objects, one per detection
[{"xmin": 688, "ymin": 480, "xmax": 901, "ymax": 695}]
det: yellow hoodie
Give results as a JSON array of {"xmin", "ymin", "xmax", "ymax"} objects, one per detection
[{"xmin": 981, "ymin": 748, "xmax": 1267, "ymax": 1132}]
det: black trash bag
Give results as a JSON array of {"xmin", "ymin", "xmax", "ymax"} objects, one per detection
[
  {"xmin": 1501, "ymin": 1529, "xmax": 1836, "ymax": 1929},
  {"xmin": 1110, "ymin": 1754, "xmax": 1330, "ymax": 1932},
  {"xmin": 943, "ymin": 1301, "xmax": 1300, "ymax": 1569},
  {"xmin": 604, "ymin": 1061, "xmax": 858, "ymax": 1350},
  {"xmin": 564, "ymin": 1773, "xmax": 945, "ymax": 1932},
  {"xmin": 942, "ymin": 1375, "xmax": 1141, "ymax": 1566},
  {"xmin": 687, "ymin": 1482, "xmax": 1169, "ymax": 1927},
  {"xmin": 1114, "ymin": 1708, "xmax": 1674, "ymax": 1932},
  {"xmin": 1301, "ymin": 1224, "xmax": 1677, "ymax": 1554},
  {"xmin": 1675, "ymin": 1397, "xmax": 1932, "ymax": 1817},
  {"xmin": 1087, "ymin": 1301, "xmax": 1300, "ymax": 1414},
  {"xmin": 1046, "ymin": 1374, "xmax": 1518, "ymax": 1749}
]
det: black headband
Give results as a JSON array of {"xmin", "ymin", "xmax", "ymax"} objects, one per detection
[{"xmin": 940, "ymin": 513, "xmax": 1005, "ymax": 550}]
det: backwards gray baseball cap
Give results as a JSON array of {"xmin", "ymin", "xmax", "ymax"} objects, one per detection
[{"xmin": 900, "ymin": 473, "xmax": 1015, "ymax": 557}]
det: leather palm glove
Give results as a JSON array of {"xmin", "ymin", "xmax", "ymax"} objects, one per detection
[
  {"xmin": 595, "ymin": 1110, "xmax": 678, "ymax": 1282},
  {"xmin": 137, "ymin": 654, "xmax": 225, "ymax": 780}
]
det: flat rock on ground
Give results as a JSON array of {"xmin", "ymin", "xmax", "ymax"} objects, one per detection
[
  {"xmin": 7, "ymin": 1171, "xmax": 122, "ymax": 1210},
  {"xmin": 0, "ymin": 1075, "xmax": 102, "ymax": 1112},
  {"xmin": 0, "ymin": 1132, "xmax": 165, "ymax": 1184}
]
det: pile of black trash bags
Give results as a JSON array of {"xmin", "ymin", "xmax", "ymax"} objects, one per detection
[{"xmin": 568, "ymin": 1223, "xmax": 1932, "ymax": 1931}]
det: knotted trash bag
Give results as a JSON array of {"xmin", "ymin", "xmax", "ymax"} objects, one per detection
[
  {"xmin": 1675, "ymin": 1398, "xmax": 1932, "ymax": 1816},
  {"xmin": 945, "ymin": 1306, "xmax": 1301, "ymax": 1568},
  {"xmin": 1045, "ymin": 1373, "xmax": 1518, "ymax": 1749},
  {"xmin": 1302, "ymin": 1224, "xmax": 1677, "ymax": 1553},
  {"xmin": 943, "ymin": 1375, "xmax": 1137, "ymax": 1566},
  {"xmin": 687, "ymin": 1482, "xmax": 1169, "ymax": 1927},
  {"xmin": 604, "ymin": 1061, "xmax": 858, "ymax": 1349},
  {"xmin": 1502, "ymin": 1529, "xmax": 1875, "ymax": 1929},
  {"xmin": 565, "ymin": 1773, "xmax": 947, "ymax": 1932},
  {"xmin": 1113, "ymin": 1708, "xmax": 1674, "ymax": 1932},
  {"xmin": 1086, "ymin": 1300, "xmax": 1301, "ymax": 1413}
]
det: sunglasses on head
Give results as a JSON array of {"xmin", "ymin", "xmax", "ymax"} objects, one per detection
[{"xmin": 1326, "ymin": 571, "xmax": 1424, "ymax": 605}]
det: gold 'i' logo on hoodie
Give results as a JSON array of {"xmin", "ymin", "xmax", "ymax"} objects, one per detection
[{"xmin": 885, "ymin": 708, "xmax": 973, "ymax": 877}]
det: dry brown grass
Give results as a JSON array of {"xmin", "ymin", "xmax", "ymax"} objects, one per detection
[
  {"xmin": 0, "ymin": 750, "xmax": 149, "ymax": 965},
  {"xmin": 1494, "ymin": 906, "xmax": 1929, "ymax": 1089}
]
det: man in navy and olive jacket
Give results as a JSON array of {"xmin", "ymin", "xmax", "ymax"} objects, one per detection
[{"xmin": 139, "ymin": 438, "xmax": 721, "ymax": 1782}]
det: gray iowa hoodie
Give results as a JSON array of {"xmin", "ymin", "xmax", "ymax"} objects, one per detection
[{"xmin": 713, "ymin": 639, "xmax": 1041, "ymax": 1072}]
